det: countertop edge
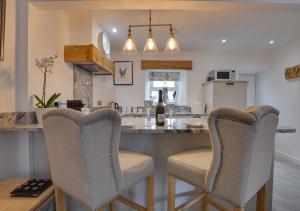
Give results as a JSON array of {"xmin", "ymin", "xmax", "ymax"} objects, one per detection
[{"xmin": 0, "ymin": 124, "xmax": 295, "ymax": 134}]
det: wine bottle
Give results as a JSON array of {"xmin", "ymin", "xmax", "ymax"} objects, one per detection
[{"xmin": 156, "ymin": 90, "xmax": 165, "ymax": 126}]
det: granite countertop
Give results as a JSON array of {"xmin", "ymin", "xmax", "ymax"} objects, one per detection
[
  {"xmin": 0, "ymin": 123, "xmax": 43, "ymax": 132},
  {"xmin": 0, "ymin": 117, "xmax": 296, "ymax": 134},
  {"xmin": 0, "ymin": 112, "xmax": 41, "ymax": 132},
  {"xmin": 121, "ymin": 117, "xmax": 296, "ymax": 134},
  {"xmin": 275, "ymin": 125, "xmax": 296, "ymax": 133},
  {"xmin": 121, "ymin": 117, "xmax": 209, "ymax": 134},
  {"xmin": 120, "ymin": 113, "xmax": 206, "ymax": 118}
]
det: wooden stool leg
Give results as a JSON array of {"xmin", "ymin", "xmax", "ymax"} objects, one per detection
[
  {"xmin": 146, "ymin": 175, "xmax": 154, "ymax": 211},
  {"xmin": 109, "ymin": 201, "xmax": 114, "ymax": 211},
  {"xmin": 201, "ymin": 193, "xmax": 208, "ymax": 211},
  {"xmin": 256, "ymin": 184, "xmax": 266, "ymax": 211},
  {"xmin": 55, "ymin": 187, "xmax": 67, "ymax": 211},
  {"xmin": 233, "ymin": 207, "xmax": 244, "ymax": 211},
  {"xmin": 167, "ymin": 175, "xmax": 176, "ymax": 211}
]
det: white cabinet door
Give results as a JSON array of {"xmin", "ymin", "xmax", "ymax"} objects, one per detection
[
  {"xmin": 203, "ymin": 83, "xmax": 213, "ymax": 113},
  {"xmin": 213, "ymin": 81, "xmax": 247, "ymax": 109}
]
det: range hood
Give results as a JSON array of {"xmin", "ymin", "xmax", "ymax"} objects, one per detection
[{"xmin": 64, "ymin": 44, "xmax": 115, "ymax": 75}]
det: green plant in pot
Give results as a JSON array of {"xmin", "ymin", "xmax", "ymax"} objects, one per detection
[{"xmin": 34, "ymin": 54, "xmax": 61, "ymax": 124}]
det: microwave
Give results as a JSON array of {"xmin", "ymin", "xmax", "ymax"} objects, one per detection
[{"xmin": 208, "ymin": 70, "xmax": 237, "ymax": 81}]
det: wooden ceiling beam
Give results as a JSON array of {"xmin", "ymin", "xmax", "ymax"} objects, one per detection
[{"xmin": 141, "ymin": 60, "xmax": 192, "ymax": 70}]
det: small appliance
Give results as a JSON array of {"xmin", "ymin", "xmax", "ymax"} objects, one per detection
[{"xmin": 208, "ymin": 69, "xmax": 237, "ymax": 81}]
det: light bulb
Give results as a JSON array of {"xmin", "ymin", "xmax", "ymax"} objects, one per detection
[
  {"xmin": 165, "ymin": 32, "xmax": 180, "ymax": 54},
  {"xmin": 147, "ymin": 38, "xmax": 155, "ymax": 49},
  {"xmin": 122, "ymin": 35, "xmax": 137, "ymax": 54},
  {"xmin": 144, "ymin": 33, "xmax": 158, "ymax": 54}
]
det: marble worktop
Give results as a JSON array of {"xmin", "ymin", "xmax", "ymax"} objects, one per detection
[
  {"xmin": 121, "ymin": 117, "xmax": 209, "ymax": 134},
  {"xmin": 121, "ymin": 117, "xmax": 296, "ymax": 134},
  {"xmin": 0, "ymin": 116, "xmax": 296, "ymax": 134},
  {"xmin": 0, "ymin": 124, "xmax": 43, "ymax": 132},
  {"xmin": 120, "ymin": 112, "xmax": 205, "ymax": 118},
  {"xmin": 0, "ymin": 112, "xmax": 41, "ymax": 132}
]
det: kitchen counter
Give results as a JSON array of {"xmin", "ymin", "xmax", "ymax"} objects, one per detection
[{"xmin": 0, "ymin": 117, "xmax": 296, "ymax": 134}]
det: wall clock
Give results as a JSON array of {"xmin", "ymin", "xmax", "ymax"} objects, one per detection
[{"xmin": 98, "ymin": 31, "xmax": 111, "ymax": 57}]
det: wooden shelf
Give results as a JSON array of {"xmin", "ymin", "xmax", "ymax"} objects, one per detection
[
  {"xmin": 0, "ymin": 178, "xmax": 54, "ymax": 211},
  {"xmin": 64, "ymin": 44, "xmax": 115, "ymax": 75}
]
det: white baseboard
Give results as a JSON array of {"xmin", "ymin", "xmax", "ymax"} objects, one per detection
[{"xmin": 275, "ymin": 150, "xmax": 300, "ymax": 166}]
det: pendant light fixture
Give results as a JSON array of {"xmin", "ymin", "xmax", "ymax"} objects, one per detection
[
  {"xmin": 144, "ymin": 31, "xmax": 158, "ymax": 54},
  {"xmin": 122, "ymin": 10, "xmax": 180, "ymax": 54},
  {"xmin": 165, "ymin": 27, "xmax": 180, "ymax": 54},
  {"xmin": 143, "ymin": 10, "xmax": 158, "ymax": 54},
  {"xmin": 122, "ymin": 27, "xmax": 138, "ymax": 54}
]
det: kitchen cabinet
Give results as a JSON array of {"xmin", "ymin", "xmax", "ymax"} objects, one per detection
[{"xmin": 202, "ymin": 80, "xmax": 248, "ymax": 113}]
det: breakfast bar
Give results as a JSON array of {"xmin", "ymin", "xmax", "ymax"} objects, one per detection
[{"xmin": 0, "ymin": 115, "xmax": 295, "ymax": 211}]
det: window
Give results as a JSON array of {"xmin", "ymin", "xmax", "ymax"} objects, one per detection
[
  {"xmin": 150, "ymin": 81, "xmax": 178, "ymax": 103},
  {"xmin": 145, "ymin": 70, "xmax": 186, "ymax": 105}
]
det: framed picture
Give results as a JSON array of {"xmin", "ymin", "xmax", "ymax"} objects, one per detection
[
  {"xmin": 0, "ymin": 0, "xmax": 5, "ymax": 61},
  {"xmin": 114, "ymin": 61, "xmax": 133, "ymax": 85}
]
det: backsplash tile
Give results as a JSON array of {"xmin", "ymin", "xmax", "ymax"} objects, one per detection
[{"xmin": 73, "ymin": 66, "xmax": 93, "ymax": 108}]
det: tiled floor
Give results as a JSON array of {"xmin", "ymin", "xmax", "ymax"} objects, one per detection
[{"xmin": 273, "ymin": 154, "xmax": 300, "ymax": 211}]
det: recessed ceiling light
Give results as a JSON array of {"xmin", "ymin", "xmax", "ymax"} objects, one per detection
[
  {"xmin": 222, "ymin": 39, "xmax": 227, "ymax": 43},
  {"xmin": 112, "ymin": 28, "xmax": 117, "ymax": 33},
  {"xmin": 269, "ymin": 40, "xmax": 274, "ymax": 45}
]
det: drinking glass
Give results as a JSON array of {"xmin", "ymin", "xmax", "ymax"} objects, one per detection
[
  {"xmin": 167, "ymin": 100, "xmax": 176, "ymax": 127},
  {"xmin": 144, "ymin": 100, "xmax": 153, "ymax": 126}
]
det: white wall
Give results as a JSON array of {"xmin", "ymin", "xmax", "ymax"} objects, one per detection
[
  {"xmin": 94, "ymin": 50, "xmax": 270, "ymax": 108},
  {"xmin": 0, "ymin": 0, "xmax": 16, "ymax": 112},
  {"xmin": 28, "ymin": 3, "xmax": 73, "ymax": 106},
  {"xmin": 93, "ymin": 76, "xmax": 115, "ymax": 106},
  {"xmin": 69, "ymin": 14, "xmax": 92, "ymax": 45},
  {"xmin": 256, "ymin": 40, "xmax": 300, "ymax": 162},
  {"xmin": 69, "ymin": 14, "xmax": 102, "ymax": 48},
  {"xmin": 240, "ymin": 73, "xmax": 256, "ymax": 106}
]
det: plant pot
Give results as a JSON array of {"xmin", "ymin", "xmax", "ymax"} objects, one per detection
[{"xmin": 35, "ymin": 108, "xmax": 55, "ymax": 124}]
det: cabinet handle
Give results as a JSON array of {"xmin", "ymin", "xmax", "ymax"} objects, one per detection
[{"xmin": 226, "ymin": 82, "xmax": 234, "ymax": 86}]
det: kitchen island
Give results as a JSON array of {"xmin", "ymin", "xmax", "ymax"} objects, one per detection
[{"xmin": 0, "ymin": 115, "xmax": 296, "ymax": 211}]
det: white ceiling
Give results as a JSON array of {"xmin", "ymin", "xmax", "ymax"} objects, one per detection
[
  {"xmin": 93, "ymin": 9, "xmax": 300, "ymax": 52},
  {"xmin": 32, "ymin": 0, "xmax": 300, "ymax": 52}
]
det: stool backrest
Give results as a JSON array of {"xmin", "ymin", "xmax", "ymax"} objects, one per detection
[
  {"xmin": 206, "ymin": 105, "xmax": 279, "ymax": 207},
  {"xmin": 43, "ymin": 108, "xmax": 123, "ymax": 209}
]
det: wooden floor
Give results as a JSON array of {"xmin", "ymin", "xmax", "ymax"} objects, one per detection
[{"xmin": 273, "ymin": 154, "xmax": 300, "ymax": 211}]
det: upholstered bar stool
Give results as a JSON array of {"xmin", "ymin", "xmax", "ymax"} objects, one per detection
[
  {"xmin": 167, "ymin": 106, "xmax": 279, "ymax": 211},
  {"xmin": 43, "ymin": 108, "xmax": 154, "ymax": 211}
]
